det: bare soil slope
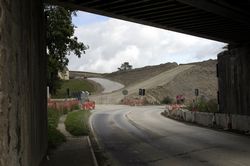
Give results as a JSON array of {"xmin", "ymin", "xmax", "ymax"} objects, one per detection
[
  {"xmin": 90, "ymin": 60, "xmax": 217, "ymax": 104},
  {"xmin": 90, "ymin": 64, "xmax": 194, "ymax": 104},
  {"xmin": 104, "ymin": 62, "xmax": 178, "ymax": 86},
  {"xmin": 146, "ymin": 60, "xmax": 218, "ymax": 103}
]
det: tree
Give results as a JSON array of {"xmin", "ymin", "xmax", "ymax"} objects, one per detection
[
  {"xmin": 118, "ymin": 62, "xmax": 133, "ymax": 71},
  {"xmin": 45, "ymin": 6, "xmax": 88, "ymax": 94}
]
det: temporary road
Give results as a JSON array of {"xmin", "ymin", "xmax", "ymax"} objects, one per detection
[
  {"xmin": 88, "ymin": 78, "xmax": 124, "ymax": 93},
  {"xmin": 90, "ymin": 65, "xmax": 194, "ymax": 104},
  {"xmin": 90, "ymin": 105, "xmax": 250, "ymax": 166}
]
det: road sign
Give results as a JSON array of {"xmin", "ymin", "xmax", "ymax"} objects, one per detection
[
  {"xmin": 67, "ymin": 88, "xmax": 70, "ymax": 97},
  {"xmin": 142, "ymin": 89, "xmax": 145, "ymax": 96},
  {"xmin": 122, "ymin": 89, "xmax": 128, "ymax": 95},
  {"xmin": 139, "ymin": 89, "xmax": 142, "ymax": 96},
  {"xmin": 139, "ymin": 88, "xmax": 146, "ymax": 96},
  {"xmin": 195, "ymin": 89, "xmax": 199, "ymax": 96}
]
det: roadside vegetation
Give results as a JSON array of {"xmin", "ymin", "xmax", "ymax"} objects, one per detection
[
  {"xmin": 47, "ymin": 108, "xmax": 66, "ymax": 148},
  {"xmin": 161, "ymin": 96, "xmax": 173, "ymax": 104},
  {"xmin": 52, "ymin": 79, "xmax": 95, "ymax": 98},
  {"xmin": 65, "ymin": 110, "xmax": 90, "ymax": 136},
  {"xmin": 187, "ymin": 98, "xmax": 218, "ymax": 113}
]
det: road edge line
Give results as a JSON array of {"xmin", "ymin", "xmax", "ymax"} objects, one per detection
[{"xmin": 87, "ymin": 136, "xmax": 99, "ymax": 166}]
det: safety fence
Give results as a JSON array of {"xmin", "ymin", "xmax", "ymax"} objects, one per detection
[{"xmin": 48, "ymin": 98, "xmax": 95, "ymax": 111}]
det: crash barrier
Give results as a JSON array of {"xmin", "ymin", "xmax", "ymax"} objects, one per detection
[
  {"xmin": 82, "ymin": 101, "xmax": 95, "ymax": 110},
  {"xmin": 121, "ymin": 98, "xmax": 147, "ymax": 106},
  {"xmin": 48, "ymin": 98, "xmax": 79, "ymax": 111},
  {"xmin": 164, "ymin": 105, "xmax": 250, "ymax": 133},
  {"xmin": 48, "ymin": 98, "xmax": 95, "ymax": 111}
]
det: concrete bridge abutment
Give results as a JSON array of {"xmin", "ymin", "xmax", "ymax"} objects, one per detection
[
  {"xmin": 218, "ymin": 44, "xmax": 250, "ymax": 116},
  {"xmin": 0, "ymin": 0, "xmax": 47, "ymax": 166}
]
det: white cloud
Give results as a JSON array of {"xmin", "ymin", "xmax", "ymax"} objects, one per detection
[{"xmin": 68, "ymin": 15, "xmax": 226, "ymax": 73}]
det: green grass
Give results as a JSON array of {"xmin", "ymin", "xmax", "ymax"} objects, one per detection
[
  {"xmin": 161, "ymin": 96, "xmax": 173, "ymax": 104},
  {"xmin": 52, "ymin": 79, "xmax": 96, "ymax": 98},
  {"xmin": 65, "ymin": 110, "xmax": 90, "ymax": 136},
  {"xmin": 47, "ymin": 108, "xmax": 66, "ymax": 148}
]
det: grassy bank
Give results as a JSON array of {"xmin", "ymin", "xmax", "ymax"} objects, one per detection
[
  {"xmin": 65, "ymin": 110, "xmax": 90, "ymax": 136},
  {"xmin": 47, "ymin": 108, "xmax": 66, "ymax": 148},
  {"xmin": 53, "ymin": 79, "xmax": 96, "ymax": 98}
]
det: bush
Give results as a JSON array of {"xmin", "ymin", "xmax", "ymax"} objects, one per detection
[
  {"xmin": 48, "ymin": 108, "xmax": 61, "ymax": 128},
  {"xmin": 65, "ymin": 110, "xmax": 90, "ymax": 136},
  {"xmin": 63, "ymin": 108, "xmax": 69, "ymax": 115},
  {"xmin": 48, "ymin": 126, "xmax": 66, "ymax": 148},
  {"xmin": 47, "ymin": 108, "xmax": 66, "ymax": 148},
  {"xmin": 207, "ymin": 99, "xmax": 218, "ymax": 113},
  {"xmin": 161, "ymin": 96, "xmax": 173, "ymax": 104},
  {"xmin": 188, "ymin": 98, "xmax": 218, "ymax": 113},
  {"xmin": 71, "ymin": 104, "xmax": 80, "ymax": 111}
]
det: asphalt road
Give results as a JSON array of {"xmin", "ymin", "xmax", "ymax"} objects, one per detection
[
  {"xmin": 88, "ymin": 78, "xmax": 124, "ymax": 93},
  {"xmin": 90, "ymin": 105, "xmax": 250, "ymax": 166}
]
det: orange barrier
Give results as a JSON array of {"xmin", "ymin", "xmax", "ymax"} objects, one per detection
[
  {"xmin": 48, "ymin": 99, "xmax": 79, "ymax": 111},
  {"xmin": 82, "ymin": 101, "xmax": 95, "ymax": 110},
  {"xmin": 166, "ymin": 104, "xmax": 185, "ymax": 112}
]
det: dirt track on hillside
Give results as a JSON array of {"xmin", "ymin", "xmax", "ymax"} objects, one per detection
[{"xmin": 89, "ymin": 65, "xmax": 194, "ymax": 104}]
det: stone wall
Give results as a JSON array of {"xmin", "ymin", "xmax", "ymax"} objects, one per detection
[
  {"xmin": 0, "ymin": 0, "xmax": 47, "ymax": 166},
  {"xmin": 217, "ymin": 44, "xmax": 250, "ymax": 116}
]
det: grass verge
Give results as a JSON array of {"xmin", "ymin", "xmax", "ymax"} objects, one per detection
[
  {"xmin": 52, "ymin": 79, "xmax": 96, "ymax": 98},
  {"xmin": 65, "ymin": 110, "xmax": 90, "ymax": 136},
  {"xmin": 47, "ymin": 108, "xmax": 66, "ymax": 148}
]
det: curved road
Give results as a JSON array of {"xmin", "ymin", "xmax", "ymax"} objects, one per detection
[
  {"xmin": 90, "ymin": 105, "xmax": 250, "ymax": 166},
  {"xmin": 88, "ymin": 78, "xmax": 124, "ymax": 93},
  {"xmin": 90, "ymin": 65, "xmax": 194, "ymax": 104}
]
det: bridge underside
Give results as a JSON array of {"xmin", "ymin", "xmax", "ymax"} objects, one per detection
[
  {"xmin": 49, "ymin": 0, "xmax": 250, "ymax": 43},
  {"xmin": 1, "ymin": 1, "xmax": 250, "ymax": 166}
]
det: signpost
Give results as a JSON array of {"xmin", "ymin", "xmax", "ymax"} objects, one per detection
[
  {"xmin": 195, "ymin": 89, "xmax": 199, "ymax": 96},
  {"xmin": 139, "ymin": 88, "xmax": 145, "ymax": 96},
  {"xmin": 122, "ymin": 89, "xmax": 128, "ymax": 96},
  {"xmin": 194, "ymin": 88, "xmax": 199, "ymax": 105}
]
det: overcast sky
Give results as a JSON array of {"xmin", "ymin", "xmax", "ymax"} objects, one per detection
[{"xmin": 68, "ymin": 11, "xmax": 226, "ymax": 73}]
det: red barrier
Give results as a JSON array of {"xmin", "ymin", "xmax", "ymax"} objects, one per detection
[
  {"xmin": 48, "ymin": 99, "xmax": 80, "ymax": 111},
  {"xmin": 166, "ymin": 104, "xmax": 185, "ymax": 112},
  {"xmin": 82, "ymin": 101, "xmax": 95, "ymax": 110},
  {"xmin": 48, "ymin": 99, "xmax": 96, "ymax": 111}
]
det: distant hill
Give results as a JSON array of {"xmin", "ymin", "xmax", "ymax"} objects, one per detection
[
  {"xmin": 145, "ymin": 60, "xmax": 218, "ymax": 103},
  {"xmin": 72, "ymin": 60, "xmax": 218, "ymax": 104},
  {"xmin": 104, "ymin": 62, "xmax": 178, "ymax": 86}
]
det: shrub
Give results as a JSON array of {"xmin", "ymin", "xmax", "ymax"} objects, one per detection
[
  {"xmin": 187, "ymin": 98, "xmax": 218, "ymax": 113},
  {"xmin": 161, "ymin": 96, "xmax": 173, "ymax": 104},
  {"xmin": 63, "ymin": 108, "xmax": 69, "ymax": 115},
  {"xmin": 47, "ymin": 108, "xmax": 66, "ymax": 148},
  {"xmin": 71, "ymin": 104, "xmax": 80, "ymax": 111},
  {"xmin": 48, "ymin": 126, "xmax": 66, "ymax": 148},
  {"xmin": 207, "ymin": 99, "xmax": 218, "ymax": 113},
  {"xmin": 48, "ymin": 108, "xmax": 61, "ymax": 128},
  {"xmin": 65, "ymin": 110, "xmax": 90, "ymax": 136}
]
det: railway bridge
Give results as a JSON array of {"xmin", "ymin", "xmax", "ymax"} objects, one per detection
[{"xmin": 0, "ymin": 0, "xmax": 249, "ymax": 165}]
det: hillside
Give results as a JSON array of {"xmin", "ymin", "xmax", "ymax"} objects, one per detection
[
  {"xmin": 89, "ymin": 60, "xmax": 217, "ymax": 104},
  {"xmin": 71, "ymin": 60, "xmax": 218, "ymax": 104},
  {"xmin": 104, "ymin": 62, "xmax": 178, "ymax": 86},
  {"xmin": 146, "ymin": 60, "xmax": 218, "ymax": 103}
]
